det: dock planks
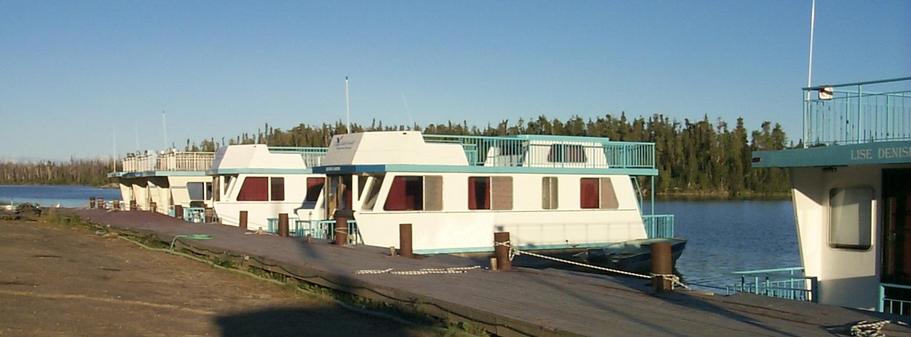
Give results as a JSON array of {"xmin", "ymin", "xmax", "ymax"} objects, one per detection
[{"xmin": 69, "ymin": 209, "xmax": 910, "ymax": 337}]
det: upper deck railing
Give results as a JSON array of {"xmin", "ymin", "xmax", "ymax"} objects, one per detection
[
  {"xmin": 423, "ymin": 134, "xmax": 655, "ymax": 170},
  {"xmin": 803, "ymin": 77, "xmax": 911, "ymax": 147},
  {"xmin": 121, "ymin": 151, "xmax": 215, "ymax": 172},
  {"xmin": 268, "ymin": 146, "xmax": 328, "ymax": 167}
]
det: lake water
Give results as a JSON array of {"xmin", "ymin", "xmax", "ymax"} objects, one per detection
[
  {"xmin": 656, "ymin": 200, "xmax": 800, "ymax": 289},
  {"xmin": 0, "ymin": 185, "xmax": 122, "ymax": 208},
  {"xmin": 0, "ymin": 185, "xmax": 798, "ymax": 289}
]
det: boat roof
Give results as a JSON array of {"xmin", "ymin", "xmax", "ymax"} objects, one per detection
[
  {"xmin": 314, "ymin": 131, "xmax": 658, "ymax": 176},
  {"xmin": 753, "ymin": 76, "xmax": 911, "ymax": 168},
  {"xmin": 207, "ymin": 144, "xmax": 327, "ymax": 175}
]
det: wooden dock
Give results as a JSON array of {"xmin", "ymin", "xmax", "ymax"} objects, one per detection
[{"xmin": 67, "ymin": 209, "xmax": 910, "ymax": 337}]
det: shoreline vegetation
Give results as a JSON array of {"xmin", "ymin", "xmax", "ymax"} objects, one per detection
[{"xmin": 0, "ymin": 113, "xmax": 791, "ymax": 200}]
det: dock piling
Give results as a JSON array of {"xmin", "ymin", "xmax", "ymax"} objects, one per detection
[
  {"xmin": 239, "ymin": 211, "xmax": 248, "ymax": 230},
  {"xmin": 130, "ymin": 200, "xmax": 137, "ymax": 211},
  {"xmin": 651, "ymin": 242, "xmax": 673, "ymax": 293},
  {"xmin": 278, "ymin": 213, "xmax": 289, "ymax": 237},
  {"xmin": 399, "ymin": 223, "xmax": 413, "ymax": 258},
  {"xmin": 333, "ymin": 211, "xmax": 349, "ymax": 246},
  {"xmin": 150, "ymin": 202, "xmax": 156, "ymax": 213},
  {"xmin": 89, "ymin": 197, "xmax": 96, "ymax": 209},
  {"xmin": 175, "ymin": 205, "xmax": 184, "ymax": 220},
  {"xmin": 494, "ymin": 232, "xmax": 511, "ymax": 271},
  {"xmin": 113, "ymin": 200, "xmax": 120, "ymax": 210}
]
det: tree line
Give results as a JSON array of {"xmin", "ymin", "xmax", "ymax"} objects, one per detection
[
  {"xmin": 0, "ymin": 113, "xmax": 790, "ymax": 198},
  {"xmin": 0, "ymin": 159, "xmax": 118, "ymax": 186}
]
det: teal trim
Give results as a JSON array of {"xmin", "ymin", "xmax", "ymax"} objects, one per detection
[
  {"xmin": 726, "ymin": 267, "xmax": 817, "ymax": 302},
  {"xmin": 315, "ymin": 164, "xmax": 658, "ymax": 176},
  {"xmin": 207, "ymin": 168, "xmax": 316, "ymax": 175},
  {"xmin": 880, "ymin": 282, "xmax": 911, "ymax": 315},
  {"xmin": 414, "ymin": 241, "xmax": 625, "ymax": 255},
  {"xmin": 116, "ymin": 170, "xmax": 209, "ymax": 178},
  {"xmin": 752, "ymin": 140, "xmax": 911, "ymax": 168}
]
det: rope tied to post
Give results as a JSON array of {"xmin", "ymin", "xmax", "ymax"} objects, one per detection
[
  {"xmin": 850, "ymin": 320, "xmax": 890, "ymax": 337},
  {"xmin": 497, "ymin": 240, "xmax": 688, "ymax": 289}
]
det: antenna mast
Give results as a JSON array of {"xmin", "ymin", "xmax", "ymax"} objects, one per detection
[
  {"xmin": 345, "ymin": 76, "xmax": 351, "ymax": 133},
  {"xmin": 161, "ymin": 111, "xmax": 168, "ymax": 150},
  {"xmin": 807, "ymin": 0, "xmax": 816, "ymax": 91}
]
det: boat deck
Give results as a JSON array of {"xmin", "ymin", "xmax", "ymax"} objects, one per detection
[{"xmin": 68, "ymin": 209, "xmax": 910, "ymax": 337}]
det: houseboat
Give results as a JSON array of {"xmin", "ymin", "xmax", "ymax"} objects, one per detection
[
  {"xmin": 311, "ymin": 131, "xmax": 681, "ymax": 268},
  {"xmin": 751, "ymin": 76, "xmax": 911, "ymax": 313},
  {"xmin": 109, "ymin": 149, "xmax": 215, "ymax": 219},
  {"xmin": 208, "ymin": 144, "xmax": 327, "ymax": 231}
]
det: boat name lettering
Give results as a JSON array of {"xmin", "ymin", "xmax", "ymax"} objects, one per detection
[
  {"xmin": 878, "ymin": 146, "xmax": 911, "ymax": 160},
  {"xmin": 326, "ymin": 167, "xmax": 341, "ymax": 172},
  {"xmin": 849, "ymin": 146, "xmax": 911, "ymax": 161}
]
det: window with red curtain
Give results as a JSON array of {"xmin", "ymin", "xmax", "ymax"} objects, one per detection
[
  {"xmin": 237, "ymin": 177, "xmax": 268, "ymax": 201},
  {"xmin": 384, "ymin": 176, "xmax": 423, "ymax": 211},
  {"xmin": 580, "ymin": 178, "xmax": 600, "ymax": 209},
  {"xmin": 305, "ymin": 177, "xmax": 325, "ymax": 202},
  {"xmin": 270, "ymin": 177, "xmax": 285, "ymax": 201},
  {"xmin": 468, "ymin": 177, "xmax": 490, "ymax": 210}
]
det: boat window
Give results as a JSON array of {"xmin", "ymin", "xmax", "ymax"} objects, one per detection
[
  {"xmin": 468, "ymin": 177, "xmax": 491, "ymax": 210},
  {"xmin": 542, "ymin": 177, "xmax": 559, "ymax": 209},
  {"xmin": 205, "ymin": 182, "xmax": 212, "ymax": 201},
  {"xmin": 384, "ymin": 176, "xmax": 423, "ymax": 211},
  {"xmin": 580, "ymin": 178, "xmax": 600, "ymax": 209},
  {"xmin": 213, "ymin": 178, "xmax": 220, "ymax": 202},
  {"xmin": 547, "ymin": 144, "xmax": 587, "ymax": 163},
  {"xmin": 829, "ymin": 187, "xmax": 873, "ymax": 250},
  {"xmin": 362, "ymin": 175, "xmax": 385, "ymax": 210},
  {"xmin": 424, "ymin": 176, "xmax": 443, "ymax": 211},
  {"xmin": 491, "ymin": 177, "xmax": 513, "ymax": 210},
  {"xmin": 305, "ymin": 177, "xmax": 325, "ymax": 202},
  {"xmin": 599, "ymin": 178, "xmax": 619, "ymax": 209},
  {"xmin": 237, "ymin": 177, "xmax": 268, "ymax": 201},
  {"xmin": 187, "ymin": 182, "xmax": 205, "ymax": 201},
  {"xmin": 270, "ymin": 177, "xmax": 285, "ymax": 201}
]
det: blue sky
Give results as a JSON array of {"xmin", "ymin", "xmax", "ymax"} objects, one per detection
[{"xmin": 1, "ymin": 1, "xmax": 909, "ymax": 160}]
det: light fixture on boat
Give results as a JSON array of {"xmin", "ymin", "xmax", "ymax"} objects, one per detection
[{"xmin": 818, "ymin": 86, "xmax": 834, "ymax": 100}]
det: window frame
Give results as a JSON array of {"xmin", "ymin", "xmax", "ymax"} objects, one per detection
[{"xmin": 828, "ymin": 186, "xmax": 874, "ymax": 250}]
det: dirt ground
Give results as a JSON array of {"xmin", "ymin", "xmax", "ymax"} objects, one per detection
[{"xmin": 0, "ymin": 219, "xmax": 448, "ymax": 337}]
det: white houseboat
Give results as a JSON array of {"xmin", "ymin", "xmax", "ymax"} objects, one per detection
[
  {"xmin": 310, "ymin": 131, "xmax": 680, "ymax": 268},
  {"xmin": 751, "ymin": 76, "xmax": 911, "ymax": 313},
  {"xmin": 208, "ymin": 144, "xmax": 327, "ymax": 231},
  {"xmin": 109, "ymin": 150, "xmax": 215, "ymax": 219}
]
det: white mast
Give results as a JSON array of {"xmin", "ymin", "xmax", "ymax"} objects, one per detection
[
  {"xmin": 807, "ymin": 0, "xmax": 816, "ymax": 91},
  {"xmin": 345, "ymin": 76, "xmax": 351, "ymax": 133}
]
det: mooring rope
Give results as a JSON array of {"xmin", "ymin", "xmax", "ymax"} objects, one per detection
[
  {"xmin": 498, "ymin": 241, "xmax": 688, "ymax": 289},
  {"xmin": 355, "ymin": 266, "xmax": 481, "ymax": 276},
  {"xmin": 850, "ymin": 320, "xmax": 890, "ymax": 337}
]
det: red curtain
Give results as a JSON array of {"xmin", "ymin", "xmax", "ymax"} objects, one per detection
[
  {"xmin": 580, "ymin": 178, "xmax": 599, "ymax": 209},
  {"xmin": 237, "ymin": 177, "xmax": 268, "ymax": 201},
  {"xmin": 384, "ymin": 176, "xmax": 408, "ymax": 210},
  {"xmin": 468, "ymin": 177, "xmax": 490, "ymax": 210},
  {"xmin": 305, "ymin": 177, "xmax": 325, "ymax": 202}
]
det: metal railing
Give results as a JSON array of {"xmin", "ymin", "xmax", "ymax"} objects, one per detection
[
  {"xmin": 121, "ymin": 151, "xmax": 215, "ymax": 172},
  {"xmin": 642, "ymin": 214, "xmax": 675, "ymax": 238},
  {"xmin": 803, "ymin": 77, "xmax": 911, "ymax": 147},
  {"xmin": 263, "ymin": 218, "xmax": 362, "ymax": 245},
  {"xmin": 423, "ymin": 134, "xmax": 655, "ymax": 170},
  {"xmin": 726, "ymin": 267, "xmax": 817, "ymax": 302},
  {"xmin": 880, "ymin": 282, "xmax": 911, "ymax": 315},
  {"xmin": 268, "ymin": 147, "xmax": 328, "ymax": 167},
  {"xmin": 156, "ymin": 152, "xmax": 214, "ymax": 171}
]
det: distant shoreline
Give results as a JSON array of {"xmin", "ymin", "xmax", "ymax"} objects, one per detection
[{"xmin": 657, "ymin": 191, "xmax": 791, "ymax": 201}]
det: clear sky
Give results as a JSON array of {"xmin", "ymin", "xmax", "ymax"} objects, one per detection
[{"xmin": 1, "ymin": 0, "xmax": 909, "ymax": 160}]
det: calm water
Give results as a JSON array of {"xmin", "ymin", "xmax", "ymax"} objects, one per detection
[
  {"xmin": 656, "ymin": 200, "xmax": 800, "ymax": 288},
  {"xmin": 0, "ymin": 185, "xmax": 796, "ymax": 288},
  {"xmin": 0, "ymin": 185, "xmax": 121, "ymax": 208}
]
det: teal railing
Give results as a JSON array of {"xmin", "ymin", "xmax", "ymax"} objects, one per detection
[
  {"xmin": 726, "ymin": 267, "xmax": 816, "ymax": 302},
  {"xmin": 268, "ymin": 147, "xmax": 328, "ymax": 167},
  {"xmin": 422, "ymin": 134, "xmax": 655, "ymax": 171},
  {"xmin": 880, "ymin": 283, "xmax": 911, "ymax": 315},
  {"xmin": 265, "ymin": 218, "xmax": 362, "ymax": 245},
  {"xmin": 803, "ymin": 77, "xmax": 911, "ymax": 147},
  {"xmin": 642, "ymin": 214, "xmax": 675, "ymax": 238}
]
